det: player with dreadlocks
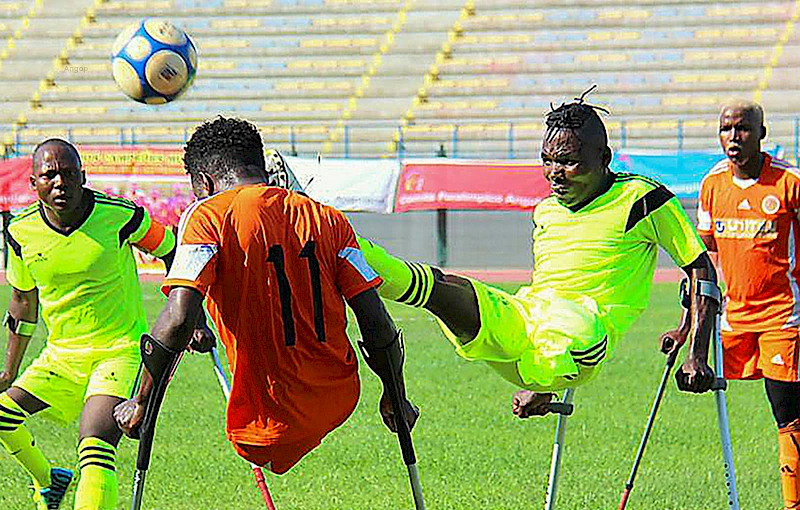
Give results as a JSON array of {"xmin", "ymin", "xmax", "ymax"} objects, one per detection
[{"xmin": 358, "ymin": 92, "xmax": 721, "ymax": 416}]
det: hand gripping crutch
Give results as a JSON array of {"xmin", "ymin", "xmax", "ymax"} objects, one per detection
[
  {"xmin": 544, "ymin": 388, "xmax": 576, "ymax": 510},
  {"xmin": 711, "ymin": 314, "xmax": 740, "ymax": 510},
  {"xmin": 210, "ymin": 347, "xmax": 278, "ymax": 510},
  {"xmin": 131, "ymin": 335, "xmax": 183, "ymax": 510}
]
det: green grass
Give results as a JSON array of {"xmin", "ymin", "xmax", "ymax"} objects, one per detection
[{"xmin": 0, "ymin": 282, "xmax": 782, "ymax": 509}]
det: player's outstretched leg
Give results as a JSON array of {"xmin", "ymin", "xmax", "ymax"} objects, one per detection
[
  {"xmin": 358, "ymin": 237, "xmax": 480, "ymax": 339},
  {"xmin": 357, "ymin": 237, "xmax": 436, "ymax": 307}
]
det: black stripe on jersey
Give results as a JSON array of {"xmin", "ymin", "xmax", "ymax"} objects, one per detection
[
  {"xmin": 571, "ymin": 337, "xmax": 608, "ymax": 358},
  {"xmin": 9, "ymin": 205, "xmax": 38, "ymax": 225},
  {"xmin": 624, "ymin": 185, "xmax": 674, "ymax": 233},
  {"xmin": 95, "ymin": 198, "xmax": 137, "ymax": 211},
  {"xmin": 118, "ymin": 206, "xmax": 145, "ymax": 246},
  {"xmin": 615, "ymin": 173, "xmax": 662, "ymax": 188},
  {"xmin": 6, "ymin": 231, "xmax": 22, "ymax": 257}
]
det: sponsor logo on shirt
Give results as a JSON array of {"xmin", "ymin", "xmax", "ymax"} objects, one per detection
[
  {"xmin": 714, "ymin": 218, "xmax": 778, "ymax": 239},
  {"xmin": 737, "ymin": 199, "xmax": 751, "ymax": 211}
]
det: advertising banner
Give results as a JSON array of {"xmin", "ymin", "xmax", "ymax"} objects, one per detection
[{"xmin": 395, "ymin": 159, "xmax": 549, "ymax": 212}]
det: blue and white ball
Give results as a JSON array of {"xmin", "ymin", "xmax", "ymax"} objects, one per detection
[{"xmin": 111, "ymin": 19, "xmax": 197, "ymax": 104}]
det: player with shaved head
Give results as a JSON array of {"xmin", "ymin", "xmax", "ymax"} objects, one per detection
[
  {"xmin": 697, "ymin": 100, "xmax": 800, "ymax": 510},
  {"xmin": 358, "ymin": 92, "xmax": 720, "ymax": 416}
]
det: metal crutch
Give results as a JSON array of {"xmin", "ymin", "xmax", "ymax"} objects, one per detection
[
  {"xmin": 544, "ymin": 387, "xmax": 576, "ymax": 510},
  {"xmin": 712, "ymin": 314, "xmax": 741, "ymax": 510}
]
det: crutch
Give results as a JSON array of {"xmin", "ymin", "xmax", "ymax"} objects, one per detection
[
  {"xmin": 210, "ymin": 347, "xmax": 278, "ymax": 510},
  {"xmin": 711, "ymin": 314, "xmax": 740, "ymax": 510},
  {"xmin": 617, "ymin": 349, "xmax": 679, "ymax": 509},
  {"xmin": 131, "ymin": 335, "xmax": 183, "ymax": 510},
  {"xmin": 544, "ymin": 387, "xmax": 576, "ymax": 510}
]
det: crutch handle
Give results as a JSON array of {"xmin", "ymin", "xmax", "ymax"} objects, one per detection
[
  {"xmin": 543, "ymin": 402, "xmax": 574, "ymax": 416},
  {"xmin": 711, "ymin": 378, "xmax": 727, "ymax": 391}
]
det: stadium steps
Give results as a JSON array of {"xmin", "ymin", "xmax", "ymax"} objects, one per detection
[{"xmin": 320, "ymin": 1, "xmax": 470, "ymax": 154}]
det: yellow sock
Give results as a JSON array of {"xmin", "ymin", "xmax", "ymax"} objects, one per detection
[
  {"xmin": 357, "ymin": 236, "xmax": 435, "ymax": 307},
  {"xmin": 779, "ymin": 419, "xmax": 800, "ymax": 509},
  {"xmin": 0, "ymin": 393, "xmax": 51, "ymax": 488},
  {"xmin": 74, "ymin": 437, "xmax": 118, "ymax": 510}
]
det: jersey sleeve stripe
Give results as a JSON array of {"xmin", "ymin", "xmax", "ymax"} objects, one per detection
[
  {"xmin": 93, "ymin": 191, "xmax": 137, "ymax": 209},
  {"xmin": 5, "ymin": 231, "xmax": 21, "ymax": 258},
  {"xmin": 9, "ymin": 206, "xmax": 39, "ymax": 225},
  {"xmin": 614, "ymin": 173, "xmax": 662, "ymax": 188},
  {"xmin": 624, "ymin": 185, "xmax": 675, "ymax": 232},
  {"xmin": 95, "ymin": 198, "xmax": 137, "ymax": 211},
  {"xmin": 118, "ymin": 206, "xmax": 145, "ymax": 246},
  {"xmin": 134, "ymin": 221, "xmax": 168, "ymax": 254}
]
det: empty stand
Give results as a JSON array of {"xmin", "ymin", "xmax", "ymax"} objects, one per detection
[{"xmin": 1, "ymin": 0, "xmax": 799, "ymax": 161}]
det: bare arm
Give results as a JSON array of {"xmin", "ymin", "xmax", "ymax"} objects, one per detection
[
  {"xmin": 0, "ymin": 287, "xmax": 38, "ymax": 392},
  {"xmin": 116, "ymin": 286, "xmax": 205, "ymax": 436},
  {"xmin": 349, "ymin": 288, "xmax": 418, "ymax": 432},
  {"xmin": 674, "ymin": 252, "xmax": 718, "ymax": 393}
]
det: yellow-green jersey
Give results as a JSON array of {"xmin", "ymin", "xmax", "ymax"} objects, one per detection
[
  {"xmin": 5, "ymin": 189, "xmax": 175, "ymax": 351},
  {"xmin": 528, "ymin": 173, "xmax": 706, "ymax": 351}
]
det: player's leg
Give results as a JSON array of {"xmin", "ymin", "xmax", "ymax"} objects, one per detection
[
  {"xmin": 0, "ymin": 387, "xmax": 52, "ymax": 489},
  {"xmin": 74, "ymin": 395, "xmax": 123, "ymax": 510},
  {"xmin": 74, "ymin": 346, "xmax": 139, "ymax": 510},
  {"xmin": 4, "ymin": 352, "xmax": 80, "ymax": 508},
  {"xmin": 758, "ymin": 329, "xmax": 800, "ymax": 509},
  {"xmin": 357, "ymin": 237, "xmax": 480, "ymax": 338}
]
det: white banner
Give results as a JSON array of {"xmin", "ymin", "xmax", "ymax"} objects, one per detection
[{"xmin": 284, "ymin": 157, "xmax": 400, "ymax": 214}]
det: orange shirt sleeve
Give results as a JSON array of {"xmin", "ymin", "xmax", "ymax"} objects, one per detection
[
  {"xmin": 162, "ymin": 202, "xmax": 220, "ymax": 296},
  {"xmin": 696, "ymin": 176, "xmax": 714, "ymax": 235},
  {"xmin": 330, "ymin": 210, "xmax": 382, "ymax": 301}
]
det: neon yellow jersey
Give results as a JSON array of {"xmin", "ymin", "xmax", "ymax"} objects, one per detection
[
  {"xmin": 526, "ymin": 173, "xmax": 705, "ymax": 350},
  {"xmin": 6, "ymin": 189, "xmax": 175, "ymax": 351}
]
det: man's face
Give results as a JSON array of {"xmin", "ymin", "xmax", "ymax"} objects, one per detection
[
  {"xmin": 30, "ymin": 145, "xmax": 85, "ymax": 214},
  {"xmin": 541, "ymin": 129, "xmax": 607, "ymax": 208},
  {"xmin": 719, "ymin": 107, "xmax": 763, "ymax": 167}
]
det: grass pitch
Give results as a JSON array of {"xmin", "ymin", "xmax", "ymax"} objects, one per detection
[{"xmin": 0, "ymin": 282, "xmax": 781, "ymax": 509}]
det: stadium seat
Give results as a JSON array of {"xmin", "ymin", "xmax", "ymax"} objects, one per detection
[{"xmin": 3, "ymin": 0, "xmax": 799, "ymax": 159}]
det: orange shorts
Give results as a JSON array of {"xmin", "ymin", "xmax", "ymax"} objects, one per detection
[
  {"xmin": 233, "ymin": 437, "xmax": 322, "ymax": 475},
  {"xmin": 722, "ymin": 328, "xmax": 800, "ymax": 382}
]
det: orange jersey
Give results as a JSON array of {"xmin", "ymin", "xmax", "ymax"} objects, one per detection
[
  {"xmin": 698, "ymin": 154, "xmax": 800, "ymax": 331},
  {"xmin": 163, "ymin": 185, "xmax": 381, "ymax": 446}
]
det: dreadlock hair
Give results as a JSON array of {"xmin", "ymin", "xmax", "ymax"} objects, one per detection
[
  {"xmin": 184, "ymin": 116, "xmax": 265, "ymax": 186},
  {"xmin": 544, "ymin": 85, "xmax": 609, "ymax": 149},
  {"xmin": 32, "ymin": 138, "xmax": 82, "ymax": 169}
]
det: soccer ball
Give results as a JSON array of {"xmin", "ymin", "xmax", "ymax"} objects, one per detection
[{"xmin": 111, "ymin": 18, "xmax": 197, "ymax": 104}]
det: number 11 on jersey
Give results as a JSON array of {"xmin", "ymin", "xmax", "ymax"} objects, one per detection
[{"xmin": 267, "ymin": 241, "xmax": 327, "ymax": 346}]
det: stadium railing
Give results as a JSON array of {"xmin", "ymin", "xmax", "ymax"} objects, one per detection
[{"xmin": 4, "ymin": 114, "xmax": 800, "ymax": 163}]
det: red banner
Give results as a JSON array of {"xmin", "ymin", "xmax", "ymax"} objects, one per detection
[
  {"xmin": 0, "ymin": 147, "xmax": 190, "ymax": 221},
  {"xmin": 0, "ymin": 156, "xmax": 35, "ymax": 210},
  {"xmin": 394, "ymin": 160, "xmax": 550, "ymax": 212}
]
